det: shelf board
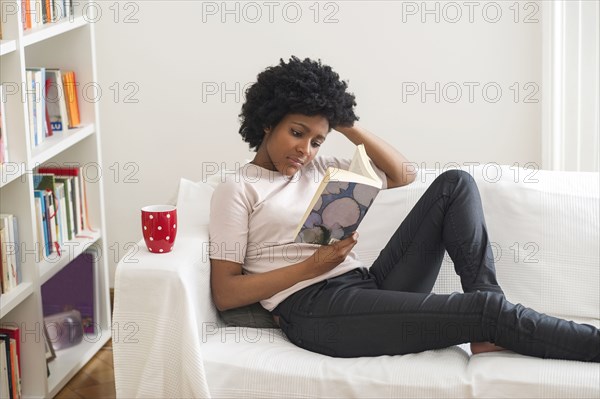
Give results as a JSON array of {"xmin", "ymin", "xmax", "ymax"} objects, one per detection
[
  {"xmin": 39, "ymin": 230, "xmax": 102, "ymax": 285},
  {"xmin": 47, "ymin": 331, "xmax": 111, "ymax": 398},
  {"xmin": 0, "ymin": 282, "xmax": 34, "ymax": 318},
  {"xmin": 30, "ymin": 124, "xmax": 95, "ymax": 166},
  {"xmin": 22, "ymin": 16, "xmax": 88, "ymax": 47},
  {"xmin": 0, "ymin": 39, "xmax": 17, "ymax": 56},
  {"xmin": 0, "ymin": 163, "xmax": 27, "ymax": 189}
]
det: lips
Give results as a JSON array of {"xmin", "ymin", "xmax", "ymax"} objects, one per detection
[{"xmin": 288, "ymin": 157, "xmax": 305, "ymax": 166}]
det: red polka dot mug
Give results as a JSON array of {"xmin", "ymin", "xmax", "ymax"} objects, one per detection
[{"xmin": 141, "ymin": 205, "xmax": 177, "ymax": 254}]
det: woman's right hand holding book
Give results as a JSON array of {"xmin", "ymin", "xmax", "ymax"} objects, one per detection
[
  {"xmin": 211, "ymin": 232, "xmax": 359, "ymax": 311},
  {"xmin": 306, "ymin": 232, "xmax": 359, "ymax": 277}
]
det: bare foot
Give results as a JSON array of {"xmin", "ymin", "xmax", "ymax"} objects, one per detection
[{"xmin": 470, "ymin": 341, "xmax": 505, "ymax": 355}]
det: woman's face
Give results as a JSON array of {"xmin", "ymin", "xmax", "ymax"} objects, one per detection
[{"xmin": 254, "ymin": 113, "xmax": 329, "ymax": 176}]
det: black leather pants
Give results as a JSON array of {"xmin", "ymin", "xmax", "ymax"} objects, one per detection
[{"xmin": 274, "ymin": 170, "xmax": 600, "ymax": 361}]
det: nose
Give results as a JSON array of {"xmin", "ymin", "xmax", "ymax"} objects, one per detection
[{"xmin": 296, "ymin": 139, "xmax": 311, "ymax": 155}]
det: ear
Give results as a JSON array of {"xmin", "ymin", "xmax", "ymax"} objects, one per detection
[{"xmin": 264, "ymin": 126, "xmax": 271, "ymax": 134}]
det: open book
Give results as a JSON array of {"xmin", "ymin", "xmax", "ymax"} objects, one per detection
[{"xmin": 293, "ymin": 144, "xmax": 383, "ymax": 245}]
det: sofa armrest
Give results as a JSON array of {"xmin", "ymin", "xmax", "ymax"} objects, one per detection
[{"xmin": 113, "ymin": 229, "xmax": 217, "ymax": 398}]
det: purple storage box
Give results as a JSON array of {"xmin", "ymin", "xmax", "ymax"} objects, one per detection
[{"xmin": 42, "ymin": 250, "xmax": 96, "ymax": 334}]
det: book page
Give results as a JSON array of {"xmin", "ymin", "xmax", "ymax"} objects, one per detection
[
  {"xmin": 328, "ymin": 168, "xmax": 380, "ymax": 187},
  {"xmin": 348, "ymin": 144, "xmax": 381, "ymax": 185}
]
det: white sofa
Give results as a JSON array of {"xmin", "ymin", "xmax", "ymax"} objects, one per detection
[{"xmin": 113, "ymin": 165, "xmax": 600, "ymax": 398}]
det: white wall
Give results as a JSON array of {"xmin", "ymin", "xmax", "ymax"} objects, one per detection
[{"xmin": 94, "ymin": 1, "xmax": 542, "ymax": 285}]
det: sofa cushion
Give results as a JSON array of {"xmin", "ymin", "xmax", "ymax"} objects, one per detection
[
  {"xmin": 202, "ymin": 326, "xmax": 600, "ymax": 399},
  {"xmin": 201, "ymin": 327, "xmax": 472, "ymax": 398},
  {"xmin": 219, "ymin": 302, "xmax": 279, "ymax": 329},
  {"xmin": 176, "ymin": 178, "xmax": 214, "ymax": 235},
  {"xmin": 467, "ymin": 351, "xmax": 600, "ymax": 398},
  {"xmin": 174, "ymin": 169, "xmax": 244, "ymax": 234}
]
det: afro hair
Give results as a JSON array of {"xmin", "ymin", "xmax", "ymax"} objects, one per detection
[{"xmin": 239, "ymin": 56, "xmax": 358, "ymax": 151}]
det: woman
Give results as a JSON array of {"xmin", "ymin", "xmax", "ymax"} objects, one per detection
[{"xmin": 209, "ymin": 56, "xmax": 599, "ymax": 361}]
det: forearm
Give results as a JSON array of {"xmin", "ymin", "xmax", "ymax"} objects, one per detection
[
  {"xmin": 336, "ymin": 124, "xmax": 416, "ymax": 188},
  {"xmin": 213, "ymin": 257, "xmax": 321, "ymax": 311},
  {"xmin": 213, "ymin": 238, "xmax": 355, "ymax": 311}
]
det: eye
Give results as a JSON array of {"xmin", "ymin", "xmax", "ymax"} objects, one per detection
[
  {"xmin": 291, "ymin": 129, "xmax": 302, "ymax": 137},
  {"xmin": 311, "ymin": 141, "xmax": 322, "ymax": 148}
]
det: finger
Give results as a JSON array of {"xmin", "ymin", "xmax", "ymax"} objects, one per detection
[
  {"xmin": 338, "ymin": 232, "xmax": 359, "ymax": 249},
  {"xmin": 344, "ymin": 231, "xmax": 359, "ymax": 244}
]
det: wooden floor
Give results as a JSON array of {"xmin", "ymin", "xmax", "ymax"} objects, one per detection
[{"xmin": 54, "ymin": 339, "xmax": 116, "ymax": 398}]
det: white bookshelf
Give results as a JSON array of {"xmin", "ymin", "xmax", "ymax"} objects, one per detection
[
  {"xmin": 30, "ymin": 123, "xmax": 96, "ymax": 165},
  {"xmin": 0, "ymin": 282, "xmax": 34, "ymax": 318},
  {"xmin": 0, "ymin": 1, "xmax": 111, "ymax": 397},
  {"xmin": 0, "ymin": 39, "xmax": 17, "ymax": 55}
]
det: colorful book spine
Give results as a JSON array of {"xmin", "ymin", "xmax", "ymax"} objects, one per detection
[
  {"xmin": 22, "ymin": 0, "xmax": 73, "ymax": 30},
  {"xmin": 26, "ymin": 68, "xmax": 81, "ymax": 148},
  {"xmin": 33, "ymin": 174, "xmax": 61, "ymax": 253},
  {"xmin": 0, "ymin": 326, "xmax": 21, "ymax": 381},
  {"xmin": 37, "ymin": 166, "xmax": 90, "ymax": 232},
  {"xmin": 0, "ymin": 215, "xmax": 20, "ymax": 293},
  {"xmin": 34, "ymin": 190, "xmax": 50, "ymax": 257},
  {"xmin": 45, "ymin": 69, "xmax": 69, "ymax": 132},
  {"xmin": 0, "ymin": 334, "xmax": 14, "ymax": 398},
  {"xmin": 55, "ymin": 177, "xmax": 74, "ymax": 240},
  {"xmin": 63, "ymin": 71, "xmax": 81, "ymax": 128}
]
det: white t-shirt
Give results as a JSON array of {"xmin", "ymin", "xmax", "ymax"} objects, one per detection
[{"xmin": 208, "ymin": 155, "xmax": 388, "ymax": 311}]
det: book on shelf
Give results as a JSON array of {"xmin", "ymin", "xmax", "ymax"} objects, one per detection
[
  {"xmin": 25, "ymin": 68, "xmax": 46, "ymax": 148},
  {"xmin": 21, "ymin": 0, "xmax": 31, "ymax": 31},
  {"xmin": 31, "ymin": 166, "xmax": 91, "ymax": 258},
  {"xmin": 37, "ymin": 166, "xmax": 90, "ymax": 232},
  {"xmin": 33, "ymin": 174, "xmax": 61, "ymax": 255},
  {"xmin": 9, "ymin": 337, "xmax": 20, "ymax": 398},
  {"xmin": 45, "ymin": 69, "xmax": 69, "ymax": 132},
  {"xmin": 0, "ymin": 327, "xmax": 20, "ymax": 376},
  {"xmin": 44, "ymin": 0, "xmax": 52, "ymax": 23},
  {"xmin": 25, "ymin": 68, "xmax": 81, "ymax": 149},
  {"xmin": 55, "ymin": 177, "xmax": 74, "ymax": 240},
  {"xmin": 54, "ymin": 181, "xmax": 67, "ymax": 248},
  {"xmin": 0, "ymin": 325, "xmax": 22, "ymax": 397},
  {"xmin": 62, "ymin": 71, "xmax": 81, "ymax": 128},
  {"xmin": 293, "ymin": 144, "xmax": 383, "ymax": 245},
  {"xmin": 21, "ymin": 0, "xmax": 74, "ymax": 31},
  {"xmin": 0, "ymin": 84, "xmax": 7, "ymax": 165},
  {"xmin": 41, "ymin": 248, "xmax": 98, "ymax": 334},
  {"xmin": 23, "ymin": 0, "xmax": 37, "ymax": 30},
  {"xmin": 33, "ymin": 190, "xmax": 50, "ymax": 257},
  {"xmin": 0, "ymin": 214, "xmax": 21, "ymax": 294},
  {"xmin": 0, "ymin": 337, "xmax": 11, "ymax": 399},
  {"xmin": 0, "ymin": 331, "xmax": 21, "ymax": 399}
]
